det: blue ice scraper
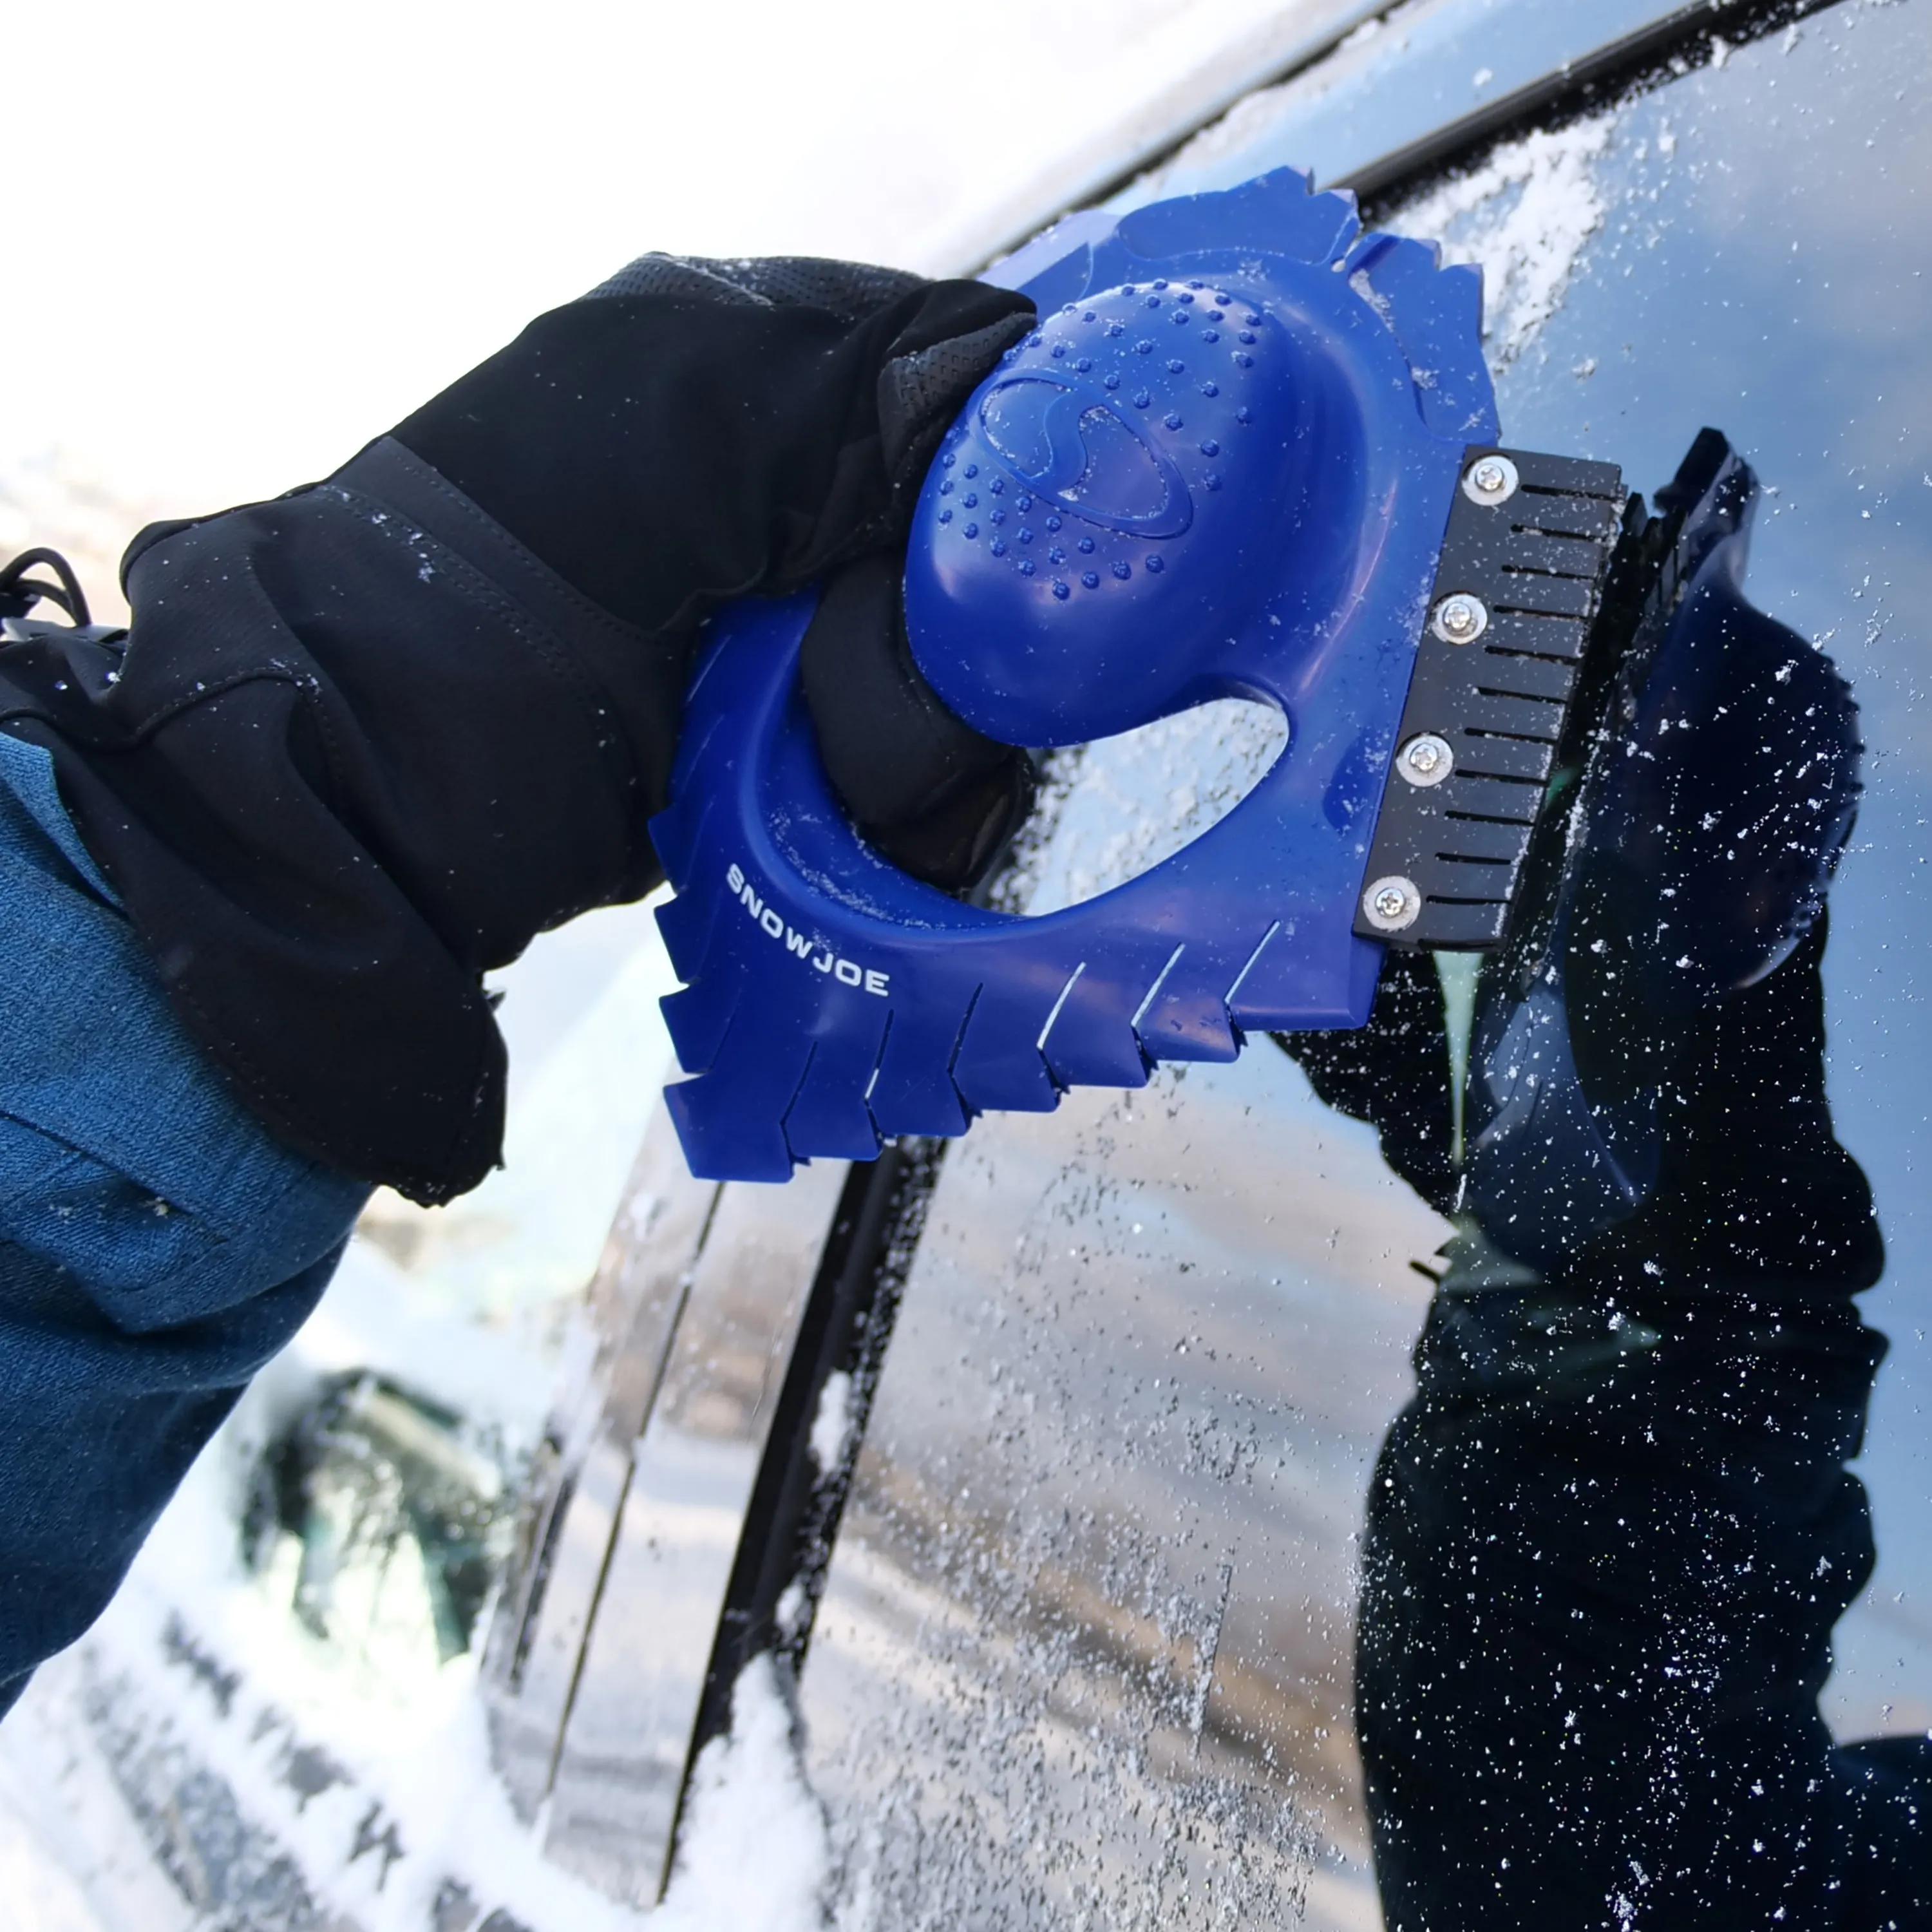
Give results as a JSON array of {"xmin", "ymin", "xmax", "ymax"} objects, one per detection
[{"xmin": 649, "ymin": 167, "xmax": 1634, "ymax": 1182}]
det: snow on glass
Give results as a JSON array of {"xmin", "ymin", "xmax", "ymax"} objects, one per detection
[
  {"xmin": 1385, "ymin": 112, "xmax": 1618, "ymax": 367},
  {"xmin": 1016, "ymin": 697, "xmax": 1289, "ymax": 916}
]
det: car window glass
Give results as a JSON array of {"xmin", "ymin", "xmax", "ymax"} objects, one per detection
[{"xmin": 799, "ymin": 10, "xmax": 1932, "ymax": 1927}]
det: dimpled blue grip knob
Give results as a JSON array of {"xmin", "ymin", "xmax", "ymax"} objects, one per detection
[{"xmin": 650, "ymin": 167, "xmax": 1497, "ymax": 1181}]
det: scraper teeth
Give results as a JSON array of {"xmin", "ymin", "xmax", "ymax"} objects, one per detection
[
  {"xmin": 863, "ymin": 996, "xmax": 980, "ymax": 1140},
  {"xmin": 1146, "ymin": 1007, "xmax": 1242, "ymax": 1063},
  {"xmin": 1339, "ymin": 230, "xmax": 1492, "ymax": 444},
  {"xmin": 951, "ymin": 983, "xmax": 1065, "ymax": 1117},
  {"xmin": 1106, "ymin": 166, "xmax": 1361, "ymax": 275},
  {"xmin": 1041, "ymin": 963, "xmax": 1153, "ymax": 1092},
  {"xmin": 782, "ymin": 1012, "xmax": 892, "ymax": 1164},
  {"xmin": 654, "ymin": 795, "xmax": 729, "ymax": 968},
  {"xmin": 658, "ymin": 952, "xmax": 746, "ymax": 1079},
  {"xmin": 667, "ymin": 1069, "xmax": 794, "ymax": 1184}
]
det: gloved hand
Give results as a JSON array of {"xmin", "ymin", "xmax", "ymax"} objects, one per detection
[
  {"xmin": 0, "ymin": 255, "xmax": 1036, "ymax": 1203},
  {"xmin": 388, "ymin": 252, "xmax": 1039, "ymax": 887},
  {"xmin": 799, "ymin": 550, "xmax": 1037, "ymax": 889}
]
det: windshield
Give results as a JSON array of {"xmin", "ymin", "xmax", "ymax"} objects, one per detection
[{"xmin": 795, "ymin": 7, "xmax": 1932, "ymax": 1927}]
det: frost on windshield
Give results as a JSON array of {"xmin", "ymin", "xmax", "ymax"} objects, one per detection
[
  {"xmin": 800, "ymin": 1053, "xmax": 1446, "ymax": 1926},
  {"xmin": 1383, "ymin": 113, "xmax": 1618, "ymax": 368},
  {"xmin": 1007, "ymin": 697, "xmax": 1289, "ymax": 916}
]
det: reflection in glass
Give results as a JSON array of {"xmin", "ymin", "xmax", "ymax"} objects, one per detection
[
  {"xmin": 1280, "ymin": 432, "xmax": 1928, "ymax": 1922},
  {"xmin": 244, "ymin": 1370, "xmax": 513, "ymax": 1674}
]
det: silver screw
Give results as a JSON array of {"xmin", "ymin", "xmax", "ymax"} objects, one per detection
[
  {"xmin": 1362, "ymin": 875, "xmax": 1421, "ymax": 932},
  {"xmin": 1462, "ymin": 453, "xmax": 1520, "ymax": 506},
  {"xmin": 1398, "ymin": 732, "xmax": 1454, "ymax": 786},
  {"xmin": 1431, "ymin": 592, "xmax": 1488, "ymax": 644}
]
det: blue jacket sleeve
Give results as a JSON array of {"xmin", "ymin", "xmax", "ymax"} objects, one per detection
[{"xmin": 0, "ymin": 732, "xmax": 368, "ymax": 1712}]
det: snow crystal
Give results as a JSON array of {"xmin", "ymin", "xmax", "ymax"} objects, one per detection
[
  {"xmin": 810, "ymin": 1368, "xmax": 855, "ymax": 1473},
  {"xmin": 775, "ymin": 1578, "xmax": 810, "ymax": 1642},
  {"xmin": 1349, "ymin": 265, "xmax": 1394, "ymax": 322}
]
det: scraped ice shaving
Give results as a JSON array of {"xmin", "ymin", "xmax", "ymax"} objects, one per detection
[
  {"xmin": 810, "ymin": 1368, "xmax": 855, "ymax": 1473},
  {"xmin": 654, "ymin": 1654, "xmax": 831, "ymax": 1932},
  {"xmin": 1348, "ymin": 266, "xmax": 1392, "ymax": 323},
  {"xmin": 1385, "ymin": 113, "xmax": 1617, "ymax": 365},
  {"xmin": 1025, "ymin": 697, "xmax": 1288, "ymax": 915},
  {"xmin": 775, "ymin": 1577, "xmax": 810, "ymax": 1641}
]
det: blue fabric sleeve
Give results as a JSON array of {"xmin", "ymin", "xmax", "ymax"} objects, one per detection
[
  {"xmin": 0, "ymin": 739, "xmax": 370, "ymax": 1712},
  {"xmin": 0, "ymin": 732, "xmax": 118, "ymax": 907}
]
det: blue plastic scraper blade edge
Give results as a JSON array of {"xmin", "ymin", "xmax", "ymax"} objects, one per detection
[{"xmin": 650, "ymin": 167, "xmax": 1497, "ymax": 1182}]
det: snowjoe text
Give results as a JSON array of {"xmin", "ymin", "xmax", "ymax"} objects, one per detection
[{"xmin": 726, "ymin": 862, "xmax": 890, "ymax": 996}]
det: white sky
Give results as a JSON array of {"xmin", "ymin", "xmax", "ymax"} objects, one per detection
[{"xmin": 8, "ymin": 0, "xmax": 1340, "ymax": 531}]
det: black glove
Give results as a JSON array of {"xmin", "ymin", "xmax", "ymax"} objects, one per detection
[
  {"xmin": 799, "ymin": 551, "xmax": 1036, "ymax": 889},
  {"xmin": 0, "ymin": 256, "xmax": 1035, "ymax": 1203},
  {"xmin": 392, "ymin": 254, "xmax": 1039, "ymax": 884}
]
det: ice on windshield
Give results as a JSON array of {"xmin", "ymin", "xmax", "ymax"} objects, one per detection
[
  {"xmin": 1010, "ymin": 697, "xmax": 1290, "ymax": 915},
  {"xmin": 1384, "ymin": 113, "xmax": 1618, "ymax": 365}
]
